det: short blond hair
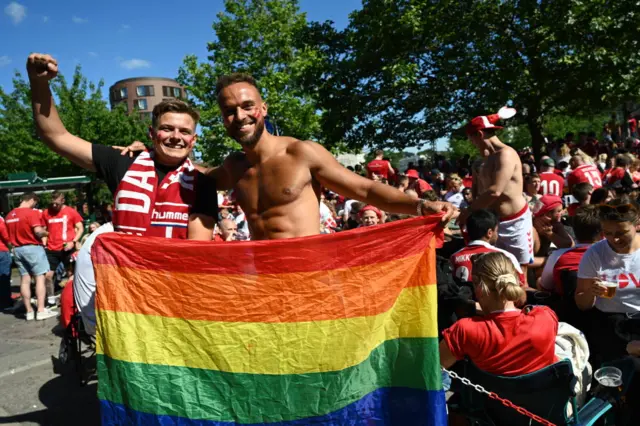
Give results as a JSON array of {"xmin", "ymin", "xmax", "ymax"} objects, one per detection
[{"xmin": 472, "ymin": 252, "xmax": 524, "ymax": 302}]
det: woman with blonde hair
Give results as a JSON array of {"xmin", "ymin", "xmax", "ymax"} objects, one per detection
[{"xmin": 440, "ymin": 252, "xmax": 559, "ymax": 376}]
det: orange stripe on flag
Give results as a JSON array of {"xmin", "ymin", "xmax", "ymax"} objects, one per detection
[{"xmin": 95, "ymin": 249, "xmax": 436, "ymax": 323}]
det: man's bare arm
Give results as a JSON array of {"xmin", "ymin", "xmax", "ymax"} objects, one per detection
[
  {"xmin": 27, "ymin": 53, "xmax": 95, "ymax": 171},
  {"xmin": 301, "ymin": 142, "xmax": 453, "ymax": 220},
  {"xmin": 33, "ymin": 225, "xmax": 48, "ymax": 239},
  {"xmin": 470, "ymin": 150, "xmax": 514, "ymax": 211},
  {"xmin": 73, "ymin": 222, "xmax": 84, "ymax": 243},
  {"xmin": 188, "ymin": 214, "xmax": 216, "ymax": 241}
]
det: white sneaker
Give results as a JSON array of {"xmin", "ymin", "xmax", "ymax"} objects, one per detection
[
  {"xmin": 36, "ymin": 308, "xmax": 57, "ymax": 321},
  {"xmin": 25, "ymin": 311, "xmax": 35, "ymax": 321},
  {"xmin": 47, "ymin": 296, "xmax": 57, "ymax": 305}
]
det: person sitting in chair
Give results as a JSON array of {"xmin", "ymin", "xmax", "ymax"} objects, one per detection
[{"xmin": 440, "ymin": 252, "xmax": 559, "ymax": 376}]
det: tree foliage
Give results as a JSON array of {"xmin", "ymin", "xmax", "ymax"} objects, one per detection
[
  {"xmin": 307, "ymin": 0, "xmax": 640, "ymax": 157},
  {"xmin": 178, "ymin": 0, "xmax": 324, "ymax": 164},
  {"xmin": 0, "ymin": 67, "xmax": 149, "ymax": 179}
]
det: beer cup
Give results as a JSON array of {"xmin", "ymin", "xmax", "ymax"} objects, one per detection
[{"xmin": 599, "ymin": 281, "xmax": 618, "ymax": 299}]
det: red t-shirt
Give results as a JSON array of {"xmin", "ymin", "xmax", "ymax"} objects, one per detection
[
  {"xmin": 629, "ymin": 118, "xmax": 637, "ymax": 133},
  {"xmin": 415, "ymin": 179, "xmax": 433, "ymax": 196},
  {"xmin": 462, "ymin": 177, "xmax": 473, "ymax": 189},
  {"xmin": 606, "ymin": 167, "xmax": 626, "ymax": 184},
  {"xmin": 6, "ymin": 207, "xmax": 45, "ymax": 247},
  {"xmin": 366, "ymin": 159, "xmax": 392, "ymax": 179},
  {"xmin": 568, "ymin": 164, "xmax": 602, "ymax": 190},
  {"xmin": 42, "ymin": 206, "xmax": 83, "ymax": 251},
  {"xmin": 552, "ymin": 245, "xmax": 590, "ymax": 295},
  {"xmin": 450, "ymin": 241, "xmax": 525, "ymax": 284},
  {"xmin": 538, "ymin": 172, "xmax": 564, "ymax": 197},
  {"xmin": 0, "ymin": 217, "xmax": 9, "ymax": 252},
  {"xmin": 442, "ymin": 306, "xmax": 559, "ymax": 376}
]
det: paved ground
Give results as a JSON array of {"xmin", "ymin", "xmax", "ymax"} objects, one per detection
[{"xmin": 0, "ymin": 274, "xmax": 99, "ymax": 426}]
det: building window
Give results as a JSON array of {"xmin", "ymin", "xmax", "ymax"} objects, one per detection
[
  {"xmin": 136, "ymin": 85, "xmax": 155, "ymax": 97},
  {"xmin": 139, "ymin": 112, "xmax": 153, "ymax": 121},
  {"xmin": 119, "ymin": 87, "xmax": 128, "ymax": 99},
  {"xmin": 134, "ymin": 99, "xmax": 148, "ymax": 110},
  {"xmin": 162, "ymin": 86, "xmax": 182, "ymax": 98}
]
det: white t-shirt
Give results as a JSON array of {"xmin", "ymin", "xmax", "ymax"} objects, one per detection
[
  {"xmin": 73, "ymin": 222, "xmax": 114, "ymax": 335},
  {"xmin": 444, "ymin": 187, "xmax": 465, "ymax": 208},
  {"xmin": 577, "ymin": 239, "xmax": 640, "ymax": 313}
]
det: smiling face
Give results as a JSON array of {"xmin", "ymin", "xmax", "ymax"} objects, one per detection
[
  {"xmin": 361, "ymin": 210, "xmax": 380, "ymax": 226},
  {"xmin": 602, "ymin": 220, "xmax": 637, "ymax": 253},
  {"xmin": 218, "ymin": 82, "xmax": 268, "ymax": 147},
  {"xmin": 149, "ymin": 112, "xmax": 197, "ymax": 167}
]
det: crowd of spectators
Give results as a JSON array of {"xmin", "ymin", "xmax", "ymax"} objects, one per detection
[
  {"xmin": 4, "ymin": 113, "xmax": 640, "ymax": 422},
  {"xmin": 208, "ymin": 123, "xmax": 640, "ymax": 423}
]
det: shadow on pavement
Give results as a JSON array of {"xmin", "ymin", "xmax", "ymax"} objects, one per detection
[{"xmin": 0, "ymin": 357, "xmax": 99, "ymax": 426}]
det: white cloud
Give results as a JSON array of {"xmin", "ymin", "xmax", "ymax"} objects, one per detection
[
  {"xmin": 5, "ymin": 2, "xmax": 26, "ymax": 24},
  {"xmin": 43, "ymin": 16, "xmax": 49, "ymax": 23},
  {"xmin": 72, "ymin": 16, "xmax": 88, "ymax": 24},
  {"xmin": 120, "ymin": 58, "xmax": 151, "ymax": 70},
  {"xmin": 0, "ymin": 56, "xmax": 11, "ymax": 67},
  {"xmin": 88, "ymin": 51, "xmax": 98, "ymax": 57}
]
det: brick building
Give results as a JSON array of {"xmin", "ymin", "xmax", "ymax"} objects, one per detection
[{"xmin": 109, "ymin": 77, "xmax": 185, "ymax": 121}]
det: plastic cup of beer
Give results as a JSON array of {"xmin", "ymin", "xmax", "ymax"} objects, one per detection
[
  {"xmin": 599, "ymin": 281, "xmax": 618, "ymax": 299},
  {"xmin": 594, "ymin": 366, "xmax": 622, "ymax": 388}
]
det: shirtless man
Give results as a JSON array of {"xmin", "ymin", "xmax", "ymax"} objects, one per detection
[
  {"xmin": 125, "ymin": 74, "xmax": 454, "ymax": 240},
  {"xmin": 458, "ymin": 108, "xmax": 534, "ymax": 282}
]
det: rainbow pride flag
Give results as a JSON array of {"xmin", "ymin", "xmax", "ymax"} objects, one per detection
[{"xmin": 93, "ymin": 216, "xmax": 447, "ymax": 425}]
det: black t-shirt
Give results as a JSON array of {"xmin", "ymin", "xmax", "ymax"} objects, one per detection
[{"xmin": 92, "ymin": 144, "xmax": 218, "ymax": 217}]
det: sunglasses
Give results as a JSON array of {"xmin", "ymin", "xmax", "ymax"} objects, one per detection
[{"xmin": 599, "ymin": 204, "xmax": 639, "ymax": 215}]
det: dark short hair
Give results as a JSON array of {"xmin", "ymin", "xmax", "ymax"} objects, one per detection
[
  {"xmin": 573, "ymin": 205, "xmax": 602, "ymax": 242},
  {"xmin": 20, "ymin": 192, "xmax": 39, "ymax": 203},
  {"xmin": 525, "ymin": 173, "xmax": 540, "ymax": 182},
  {"xmin": 152, "ymin": 99, "xmax": 200, "ymax": 129},
  {"xmin": 590, "ymin": 187, "xmax": 609, "ymax": 205},
  {"xmin": 572, "ymin": 182, "xmax": 593, "ymax": 202},
  {"xmin": 51, "ymin": 190, "xmax": 64, "ymax": 200},
  {"xmin": 616, "ymin": 154, "xmax": 631, "ymax": 167},
  {"xmin": 215, "ymin": 73, "xmax": 259, "ymax": 97},
  {"xmin": 466, "ymin": 209, "xmax": 499, "ymax": 241}
]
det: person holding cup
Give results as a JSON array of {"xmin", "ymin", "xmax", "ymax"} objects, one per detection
[
  {"xmin": 576, "ymin": 197, "xmax": 640, "ymax": 420},
  {"xmin": 576, "ymin": 198, "xmax": 640, "ymax": 315}
]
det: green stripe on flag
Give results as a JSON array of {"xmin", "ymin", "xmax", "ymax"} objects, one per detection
[{"xmin": 98, "ymin": 337, "xmax": 441, "ymax": 424}]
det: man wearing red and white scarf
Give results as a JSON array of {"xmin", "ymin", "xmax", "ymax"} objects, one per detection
[{"xmin": 27, "ymin": 53, "xmax": 217, "ymax": 240}]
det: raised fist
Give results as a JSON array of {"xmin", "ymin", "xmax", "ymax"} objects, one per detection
[{"xmin": 26, "ymin": 53, "xmax": 58, "ymax": 81}]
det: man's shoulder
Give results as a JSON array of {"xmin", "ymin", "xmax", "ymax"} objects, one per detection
[{"xmin": 285, "ymin": 137, "xmax": 320, "ymax": 155}]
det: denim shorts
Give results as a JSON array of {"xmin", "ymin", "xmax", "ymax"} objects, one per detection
[{"xmin": 13, "ymin": 245, "xmax": 49, "ymax": 277}]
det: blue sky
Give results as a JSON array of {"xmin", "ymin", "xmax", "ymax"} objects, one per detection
[
  {"xmin": 0, "ymin": 0, "xmax": 361, "ymax": 93},
  {"xmin": 1, "ymin": 0, "xmax": 445, "ymax": 152}
]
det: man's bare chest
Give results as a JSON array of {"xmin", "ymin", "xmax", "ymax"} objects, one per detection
[{"xmin": 232, "ymin": 159, "xmax": 313, "ymax": 211}]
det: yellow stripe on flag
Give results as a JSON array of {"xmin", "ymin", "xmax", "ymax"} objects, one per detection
[{"xmin": 96, "ymin": 284, "xmax": 438, "ymax": 375}]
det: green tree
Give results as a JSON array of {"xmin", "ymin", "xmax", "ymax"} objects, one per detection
[
  {"xmin": 0, "ymin": 67, "xmax": 149, "ymax": 179},
  {"xmin": 177, "ymin": 0, "xmax": 324, "ymax": 164},
  {"xmin": 310, "ymin": 0, "xmax": 640, "ymax": 158}
]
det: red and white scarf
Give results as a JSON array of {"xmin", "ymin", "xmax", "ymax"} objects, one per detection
[{"xmin": 112, "ymin": 150, "xmax": 197, "ymax": 239}]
